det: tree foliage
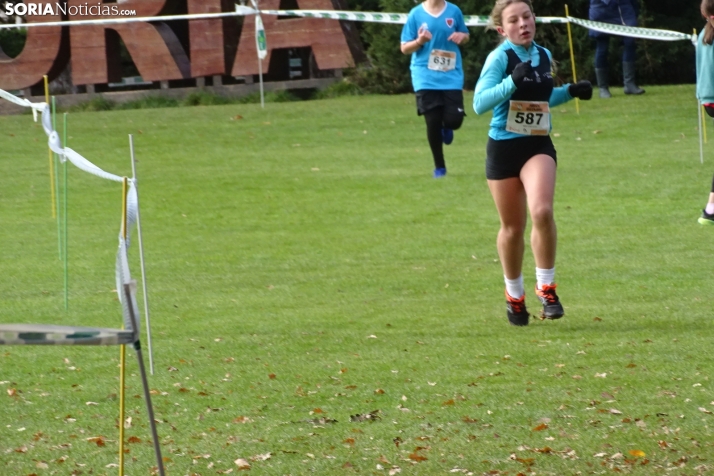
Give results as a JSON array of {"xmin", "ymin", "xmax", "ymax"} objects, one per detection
[{"xmin": 346, "ymin": 0, "xmax": 702, "ymax": 94}]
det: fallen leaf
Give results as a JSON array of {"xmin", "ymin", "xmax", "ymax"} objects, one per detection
[
  {"xmin": 408, "ymin": 452, "xmax": 427, "ymax": 462},
  {"xmin": 87, "ymin": 436, "xmax": 105, "ymax": 447},
  {"xmin": 351, "ymin": 410, "xmax": 381, "ymax": 422},
  {"xmin": 532, "ymin": 423, "xmax": 548, "ymax": 431},
  {"xmin": 629, "ymin": 449, "xmax": 646, "ymax": 458},
  {"xmin": 234, "ymin": 458, "xmax": 250, "ymax": 469}
]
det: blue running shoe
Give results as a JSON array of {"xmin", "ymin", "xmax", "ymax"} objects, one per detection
[
  {"xmin": 441, "ymin": 128, "xmax": 454, "ymax": 145},
  {"xmin": 433, "ymin": 167, "xmax": 447, "ymax": 178}
]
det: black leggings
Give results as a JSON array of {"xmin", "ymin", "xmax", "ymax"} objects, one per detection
[{"xmin": 423, "ymin": 107, "xmax": 464, "ymax": 169}]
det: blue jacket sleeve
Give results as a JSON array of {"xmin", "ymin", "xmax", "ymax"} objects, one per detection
[
  {"xmin": 549, "ymin": 85, "xmax": 574, "ymax": 107},
  {"xmin": 473, "ymin": 50, "xmax": 516, "ymax": 115}
]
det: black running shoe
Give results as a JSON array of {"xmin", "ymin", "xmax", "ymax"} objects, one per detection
[
  {"xmin": 699, "ymin": 209, "xmax": 714, "ymax": 226},
  {"xmin": 535, "ymin": 284, "xmax": 564, "ymax": 320},
  {"xmin": 506, "ymin": 291, "xmax": 529, "ymax": 326}
]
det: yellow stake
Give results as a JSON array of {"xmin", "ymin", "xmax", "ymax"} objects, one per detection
[
  {"xmin": 565, "ymin": 5, "xmax": 580, "ymax": 114},
  {"xmin": 44, "ymin": 75, "xmax": 57, "ymax": 218},
  {"xmin": 119, "ymin": 178, "xmax": 128, "ymax": 475},
  {"xmin": 704, "ymin": 105, "xmax": 709, "ymax": 144},
  {"xmin": 695, "ymin": 29, "xmax": 708, "ymax": 145}
]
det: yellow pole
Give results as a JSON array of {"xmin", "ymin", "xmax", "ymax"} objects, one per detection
[
  {"xmin": 44, "ymin": 76, "xmax": 57, "ymax": 218},
  {"xmin": 695, "ymin": 29, "xmax": 707, "ymax": 144},
  {"xmin": 704, "ymin": 105, "xmax": 709, "ymax": 144},
  {"xmin": 119, "ymin": 177, "xmax": 128, "ymax": 475},
  {"xmin": 565, "ymin": 5, "xmax": 580, "ymax": 115}
]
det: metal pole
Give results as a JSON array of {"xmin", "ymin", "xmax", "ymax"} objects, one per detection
[
  {"xmin": 259, "ymin": 57, "xmax": 265, "ymax": 109},
  {"xmin": 129, "ymin": 135, "xmax": 155, "ymax": 375},
  {"xmin": 52, "ymin": 97, "xmax": 61, "ymax": 259},
  {"xmin": 699, "ymin": 100, "xmax": 705, "ymax": 164},
  {"xmin": 44, "ymin": 76, "xmax": 57, "ymax": 219},
  {"xmin": 565, "ymin": 5, "xmax": 580, "ymax": 115},
  {"xmin": 119, "ymin": 178, "xmax": 128, "ymax": 476},
  {"xmin": 124, "ymin": 283, "xmax": 165, "ymax": 476},
  {"xmin": 63, "ymin": 113, "xmax": 68, "ymax": 310}
]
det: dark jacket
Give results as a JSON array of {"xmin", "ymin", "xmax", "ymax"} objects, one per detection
[{"xmin": 588, "ymin": 0, "xmax": 638, "ymax": 38}]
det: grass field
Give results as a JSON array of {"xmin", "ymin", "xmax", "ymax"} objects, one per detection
[{"xmin": 1, "ymin": 84, "xmax": 714, "ymax": 475}]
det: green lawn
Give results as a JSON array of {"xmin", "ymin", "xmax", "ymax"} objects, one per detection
[{"xmin": 1, "ymin": 85, "xmax": 713, "ymax": 475}]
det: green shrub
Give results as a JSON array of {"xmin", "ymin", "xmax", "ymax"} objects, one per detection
[
  {"xmin": 313, "ymin": 79, "xmax": 362, "ymax": 99},
  {"xmin": 349, "ymin": 0, "xmax": 699, "ymax": 92},
  {"xmin": 0, "ymin": 28, "xmax": 26, "ymax": 58},
  {"xmin": 116, "ymin": 95, "xmax": 180, "ymax": 110},
  {"xmin": 68, "ymin": 96, "xmax": 115, "ymax": 112},
  {"xmin": 182, "ymin": 91, "xmax": 233, "ymax": 106}
]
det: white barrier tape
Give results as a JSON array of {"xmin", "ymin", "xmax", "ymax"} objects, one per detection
[
  {"xmin": 0, "ymin": 7, "xmax": 694, "ymax": 42},
  {"xmin": 62, "ymin": 147, "xmax": 124, "ymax": 182},
  {"xmin": 261, "ymin": 10, "xmax": 566, "ymax": 26},
  {"xmin": 568, "ymin": 17, "xmax": 695, "ymax": 43},
  {"xmin": 1, "ymin": 88, "xmax": 125, "ymax": 183}
]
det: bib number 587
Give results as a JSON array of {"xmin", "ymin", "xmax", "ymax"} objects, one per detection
[{"xmin": 514, "ymin": 111, "xmax": 544, "ymax": 125}]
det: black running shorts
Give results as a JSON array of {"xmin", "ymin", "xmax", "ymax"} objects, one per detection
[
  {"xmin": 485, "ymin": 135, "xmax": 557, "ymax": 180},
  {"xmin": 415, "ymin": 89, "xmax": 465, "ymax": 117}
]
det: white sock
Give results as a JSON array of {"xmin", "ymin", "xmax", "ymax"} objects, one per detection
[
  {"xmin": 505, "ymin": 275, "xmax": 524, "ymax": 299},
  {"xmin": 536, "ymin": 267, "xmax": 555, "ymax": 290},
  {"xmin": 706, "ymin": 203, "xmax": 714, "ymax": 215}
]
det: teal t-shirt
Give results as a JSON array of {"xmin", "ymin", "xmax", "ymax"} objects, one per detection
[
  {"xmin": 697, "ymin": 30, "xmax": 714, "ymax": 105},
  {"xmin": 400, "ymin": 2, "xmax": 468, "ymax": 91}
]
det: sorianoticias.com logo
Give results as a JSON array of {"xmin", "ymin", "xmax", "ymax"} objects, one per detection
[{"xmin": 4, "ymin": 2, "xmax": 137, "ymax": 16}]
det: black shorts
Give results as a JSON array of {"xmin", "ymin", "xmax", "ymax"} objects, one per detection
[
  {"xmin": 415, "ymin": 89, "xmax": 465, "ymax": 117},
  {"xmin": 485, "ymin": 135, "xmax": 557, "ymax": 180}
]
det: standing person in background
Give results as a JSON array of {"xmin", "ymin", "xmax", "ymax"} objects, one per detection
[
  {"xmin": 697, "ymin": 0, "xmax": 714, "ymax": 225},
  {"xmin": 473, "ymin": 0, "xmax": 592, "ymax": 326},
  {"xmin": 401, "ymin": 0, "xmax": 469, "ymax": 178},
  {"xmin": 589, "ymin": 0, "xmax": 645, "ymax": 98}
]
